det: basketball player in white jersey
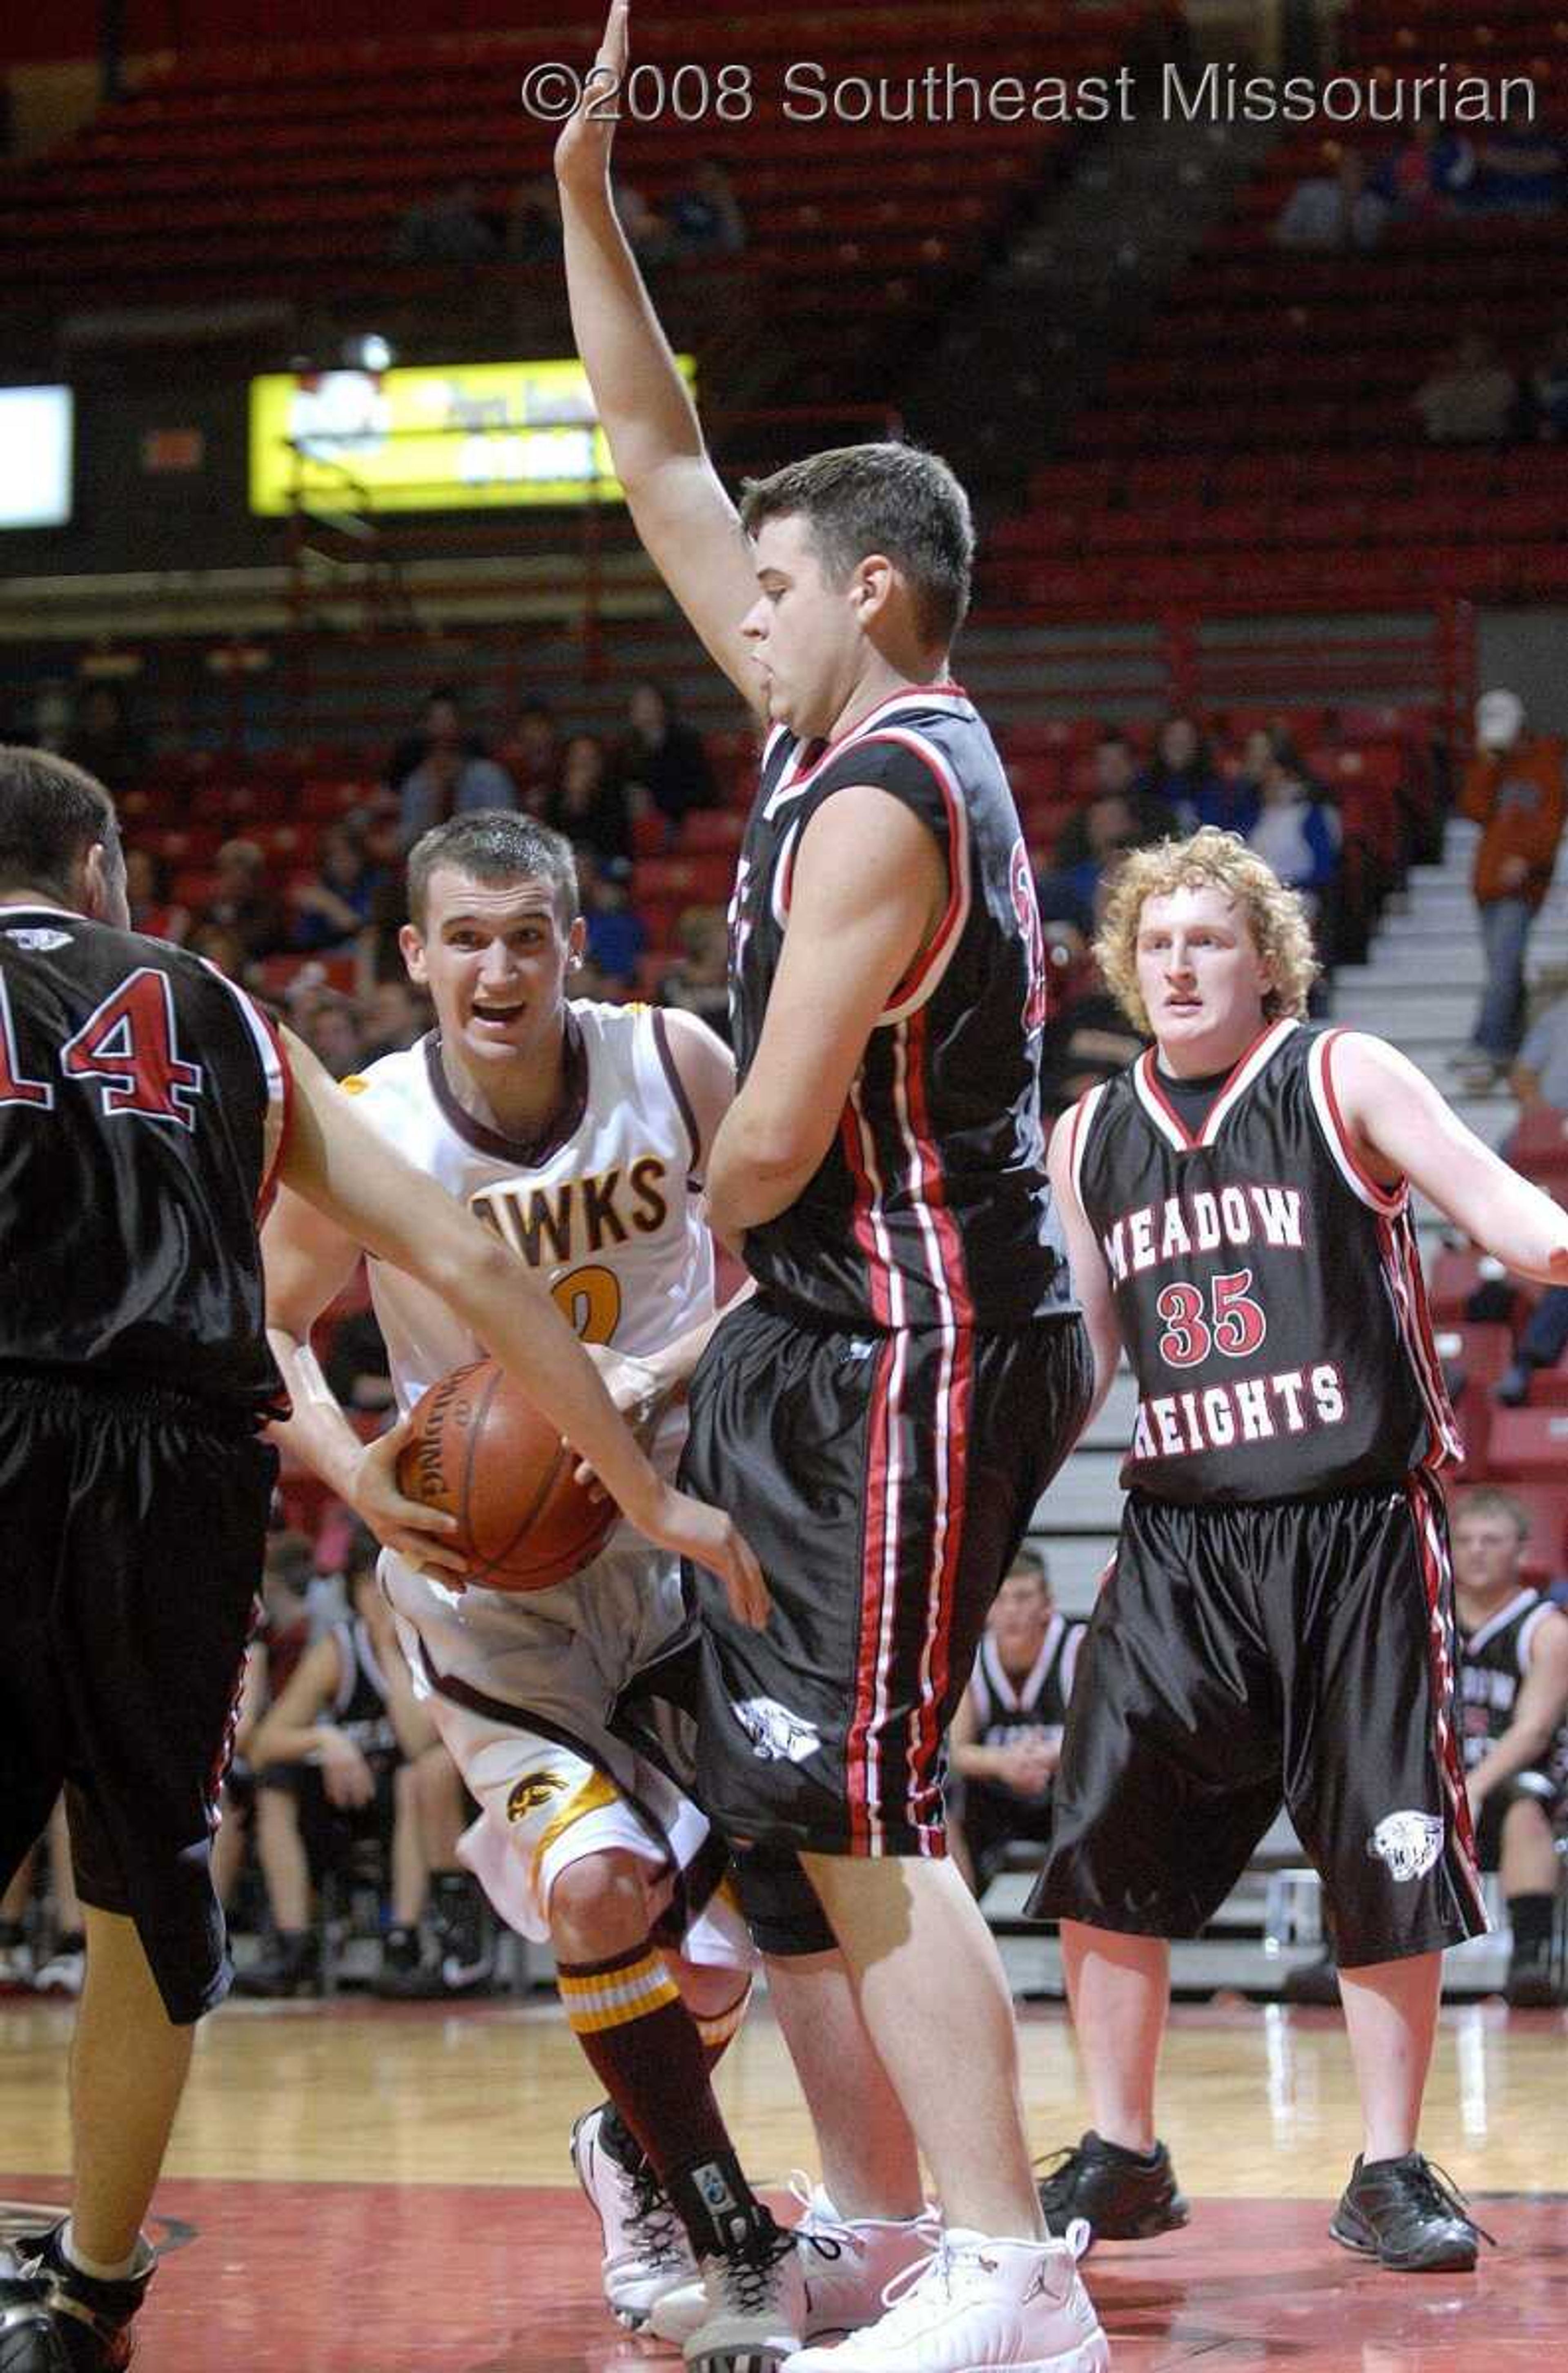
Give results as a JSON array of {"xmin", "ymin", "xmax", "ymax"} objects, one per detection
[{"xmin": 262, "ymin": 813, "xmax": 927, "ymax": 2368}]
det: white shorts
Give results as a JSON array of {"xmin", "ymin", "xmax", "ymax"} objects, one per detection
[{"xmin": 383, "ymin": 1532, "xmax": 753, "ymax": 1973}]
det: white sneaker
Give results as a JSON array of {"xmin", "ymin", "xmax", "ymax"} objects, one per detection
[
  {"xmin": 651, "ymin": 2177, "xmax": 938, "ymax": 2345},
  {"xmin": 569, "ymin": 2104, "xmax": 697, "ymax": 2329},
  {"xmin": 31, "ymin": 1946, "xmax": 84, "ymax": 1998},
  {"xmin": 682, "ymin": 2212, "xmax": 807, "ymax": 2373},
  {"xmin": 783, "ymin": 2224, "xmax": 1109, "ymax": 2373}
]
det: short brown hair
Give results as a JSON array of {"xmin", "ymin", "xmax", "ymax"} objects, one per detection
[
  {"xmin": 1453, "ymin": 1487, "xmax": 1530, "ymax": 1541},
  {"xmin": 1096, "ymin": 827, "xmax": 1319, "ymax": 1036},
  {"xmin": 406, "ymin": 811, "xmax": 577, "ymax": 931},
  {"xmin": 739, "ymin": 441, "xmax": 973, "ymax": 647},
  {"xmin": 0, "ymin": 745, "xmax": 118, "ymax": 902}
]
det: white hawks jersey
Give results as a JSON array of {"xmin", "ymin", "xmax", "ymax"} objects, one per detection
[{"xmin": 341, "ymin": 1000, "xmax": 714, "ymax": 1480}]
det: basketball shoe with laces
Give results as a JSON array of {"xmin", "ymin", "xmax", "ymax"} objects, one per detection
[
  {"xmin": 681, "ymin": 2205, "xmax": 806, "ymax": 2373},
  {"xmin": 784, "ymin": 2224, "xmax": 1109, "ymax": 2373},
  {"xmin": 1036, "ymin": 2130, "xmax": 1188, "ymax": 2243},
  {"xmin": 650, "ymin": 2177, "xmax": 938, "ymax": 2345},
  {"xmin": 569, "ymin": 2104, "xmax": 697, "ymax": 2329},
  {"xmin": 0, "ymin": 2224, "xmax": 153, "ymax": 2373},
  {"xmin": 1330, "ymin": 2152, "xmax": 1492, "ymax": 2272}
]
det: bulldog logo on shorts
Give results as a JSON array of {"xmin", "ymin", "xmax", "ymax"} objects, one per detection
[
  {"xmin": 732, "ymin": 1696, "xmax": 822, "ymax": 1765},
  {"xmin": 1367, "ymin": 1810, "xmax": 1444, "ymax": 1882}
]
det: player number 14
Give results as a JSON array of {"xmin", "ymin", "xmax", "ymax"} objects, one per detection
[{"xmin": 1156, "ymin": 1270, "xmax": 1267, "ymax": 1368}]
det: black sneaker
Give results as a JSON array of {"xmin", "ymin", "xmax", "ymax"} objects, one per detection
[
  {"xmin": 0, "ymin": 2222, "xmax": 152, "ymax": 2370},
  {"xmin": 1330, "ymin": 2153, "xmax": 1493, "ymax": 2271},
  {"xmin": 1035, "ymin": 2130, "xmax": 1189, "ymax": 2241},
  {"xmin": 1504, "ymin": 1943, "xmax": 1564, "ymax": 2010}
]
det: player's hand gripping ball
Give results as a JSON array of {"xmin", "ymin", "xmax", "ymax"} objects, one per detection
[{"xmin": 396, "ymin": 1359, "xmax": 619, "ymax": 1591}]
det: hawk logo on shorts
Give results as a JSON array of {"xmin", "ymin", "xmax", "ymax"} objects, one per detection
[
  {"xmin": 732, "ymin": 1696, "xmax": 821, "ymax": 1765},
  {"xmin": 506, "ymin": 1774, "xmax": 568, "ymax": 1824},
  {"xmin": 1367, "ymin": 1810, "xmax": 1444, "ymax": 1883},
  {"xmin": 3, "ymin": 928, "xmax": 71, "ymax": 951}
]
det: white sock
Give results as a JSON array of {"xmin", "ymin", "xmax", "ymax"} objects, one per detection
[{"xmin": 60, "ymin": 2219, "xmax": 149, "ymax": 2285}]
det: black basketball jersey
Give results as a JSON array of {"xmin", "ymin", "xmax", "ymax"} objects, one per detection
[
  {"xmin": 1458, "ymin": 1589, "xmax": 1568, "ymax": 1801},
  {"xmin": 327, "ymin": 1615, "xmax": 399, "ymax": 1770},
  {"xmin": 727, "ymin": 685, "xmax": 1072, "ymax": 1330},
  {"xmin": 968, "ymin": 1615, "xmax": 1082, "ymax": 1776},
  {"xmin": 0, "ymin": 905, "xmax": 290, "ymax": 1418},
  {"xmin": 1071, "ymin": 1019, "xmax": 1459, "ymax": 1504}
]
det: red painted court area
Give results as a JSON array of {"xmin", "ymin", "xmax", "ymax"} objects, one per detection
[{"xmin": 4, "ymin": 2180, "xmax": 1563, "ymax": 2371}]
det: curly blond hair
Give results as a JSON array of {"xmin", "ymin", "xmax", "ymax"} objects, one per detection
[{"xmin": 1095, "ymin": 828, "xmax": 1319, "ymax": 1036}]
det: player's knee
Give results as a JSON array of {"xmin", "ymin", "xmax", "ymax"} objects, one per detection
[
  {"xmin": 1499, "ymin": 1789, "xmax": 1552, "ymax": 1842},
  {"xmin": 547, "ymin": 1851, "xmax": 649, "ymax": 1954}
]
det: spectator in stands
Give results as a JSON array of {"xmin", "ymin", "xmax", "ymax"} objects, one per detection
[
  {"xmin": 1413, "ymin": 333, "xmax": 1520, "ymax": 444},
  {"xmin": 579, "ymin": 853, "xmax": 647, "ymax": 993},
  {"xmin": 240, "ymin": 1563, "xmax": 487, "ymax": 2000},
  {"xmin": 1245, "ymin": 735, "xmax": 1341, "ymax": 909},
  {"xmin": 386, "ymin": 687, "xmax": 487, "ymax": 791},
  {"xmin": 1454, "ymin": 688, "xmax": 1567, "ymax": 1085},
  {"xmin": 547, "ymin": 729, "xmax": 631, "ymax": 865},
  {"xmin": 946, "ymin": 1549, "xmax": 1082, "ymax": 1898},
  {"xmin": 296, "ymin": 988, "xmax": 366, "ymax": 1081},
  {"xmin": 292, "ymin": 818, "xmax": 388, "ymax": 953},
  {"xmin": 184, "ymin": 917, "xmax": 249, "ymax": 982},
  {"xmin": 1387, "ymin": 118, "xmax": 1477, "ymax": 217},
  {"xmin": 360, "ymin": 976, "xmax": 432, "ymax": 1061},
  {"xmin": 124, "ymin": 847, "xmax": 189, "ymax": 944},
  {"xmin": 1530, "ymin": 326, "xmax": 1568, "ymax": 441},
  {"xmin": 619, "ymin": 678, "xmax": 717, "ymax": 834},
  {"xmin": 1452, "ymin": 1490, "xmax": 1568, "ymax": 2007},
  {"xmin": 1510, "ymin": 991, "xmax": 1568, "ymax": 1117},
  {"xmin": 658, "ymin": 903, "xmax": 732, "ymax": 1043},
  {"xmin": 507, "ymin": 175, "xmax": 563, "ymax": 262},
  {"xmin": 1037, "ymin": 865, "xmax": 1149, "ymax": 1118},
  {"xmin": 390, "ymin": 179, "xmax": 500, "ymax": 263},
  {"xmin": 502, "ymin": 697, "xmax": 564, "ymax": 814},
  {"xmin": 64, "ymin": 683, "xmax": 146, "ymax": 792},
  {"xmin": 1040, "ymin": 790, "xmax": 1141, "ymax": 933},
  {"xmin": 1470, "ymin": 94, "xmax": 1565, "ymax": 214},
  {"xmin": 1134, "ymin": 714, "xmax": 1225, "ymax": 830},
  {"xmin": 669, "ymin": 158, "xmax": 748, "ymax": 258},
  {"xmin": 1274, "ymin": 146, "xmax": 1391, "ymax": 251},
  {"xmin": 196, "ymin": 838, "xmax": 287, "ymax": 966},
  {"xmin": 399, "ymin": 732, "xmax": 519, "ymax": 846},
  {"xmin": 1055, "ymin": 733, "xmax": 1178, "ymax": 869}
]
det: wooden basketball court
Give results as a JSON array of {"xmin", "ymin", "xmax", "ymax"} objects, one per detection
[{"xmin": 4, "ymin": 1990, "xmax": 1564, "ymax": 2369}]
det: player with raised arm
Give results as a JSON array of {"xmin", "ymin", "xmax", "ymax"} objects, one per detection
[
  {"xmin": 262, "ymin": 811, "xmax": 931, "ymax": 2353},
  {"xmin": 1029, "ymin": 827, "xmax": 1568, "ymax": 2273},
  {"xmin": 0, "ymin": 750, "xmax": 757, "ymax": 2373},
  {"xmin": 556, "ymin": 13, "xmax": 1108, "ymax": 2373}
]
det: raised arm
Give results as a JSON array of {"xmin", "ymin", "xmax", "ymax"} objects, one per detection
[
  {"xmin": 275, "ymin": 1028, "xmax": 766, "ymax": 1621},
  {"xmin": 555, "ymin": 0, "xmax": 762, "ymax": 708},
  {"xmin": 1331, "ymin": 1031, "xmax": 1568, "ymax": 1285}
]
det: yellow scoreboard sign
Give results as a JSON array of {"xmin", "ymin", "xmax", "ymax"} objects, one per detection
[{"xmin": 247, "ymin": 357, "xmax": 696, "ymax": 515}]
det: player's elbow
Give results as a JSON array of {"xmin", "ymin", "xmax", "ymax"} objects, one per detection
[{"xmin": 421, "ymin": 1223, "xmax": 516, "ymax": 1324}]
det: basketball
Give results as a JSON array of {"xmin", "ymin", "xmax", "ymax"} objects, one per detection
[{"xmin": 396, "ymin": 1359, "xmax": 619, "ymax": 1592}]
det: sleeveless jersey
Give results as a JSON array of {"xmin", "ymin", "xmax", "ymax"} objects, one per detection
[
  {"xmin": 0, "ymin": 903, "xmax": 289, "ymax": 1417},
  {"xmin": 968, "ymin": 1615, "xmax": 1082, "ymax": 1771},
  {"xmin": 1070, "ymin": 1020, "xmax": 1459, "ymax": 1504},
  {"xmin": 341, "ymin": 1001, "xmax": 713, "ymax": 1476},
  {"xmin": 727, "ymin": 685, "xmax": 1072, "ymax": 1330},
  {"xmin": 1458, "ymin": 1588, "xmax": 1568, "ymax": 1804},
  {"xmin": 326, "ymin": 1614, "xmax": 399, "ymax": 1771}
]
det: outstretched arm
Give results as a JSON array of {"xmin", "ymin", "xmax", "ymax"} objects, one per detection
[
  {"xmin": 1332, "ymin": 1032, "xmax": 1568, "ymax": 1285},
  {"xmin": 275, "ymin": 1027, "xmax": 767, "ymax": 1621},
  {"xmin": 555, "ymin": 1, "xmax": 762, "ymax": 708}
]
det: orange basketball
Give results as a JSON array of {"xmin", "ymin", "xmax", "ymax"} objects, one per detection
[{"xmin": 395, "ymin": 1359, "xmax": 619, "ymax": 1592}]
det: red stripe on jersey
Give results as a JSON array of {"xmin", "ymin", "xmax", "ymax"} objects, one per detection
[
  {"xmin": 1379, "ymin": 1212, "xmax": 1461, "ymax": 1473},
  {"xmin": 1320, "ymin": 1029, "xmax": 1405, "ymax": 1212},
  {"xmin": 1404, "ymin": 1478, "xmax": 1488, "ymax": 1927},
  {"xmin": 847, "ymin": 1333, "xmax": 900, "ymax": 1854}
]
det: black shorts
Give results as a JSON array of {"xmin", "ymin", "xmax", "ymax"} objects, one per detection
[
  {"xmin": 959, "ymin": 1780, "xmax": 1056, "ymax": 1892},
  {"xmin": 0, "ymin": 1373, "xmax": 276, "ymax": 2024},
  {"xmin": 1472, "ymin": 1770, "xmax": 1566, "ymax": 1870},
  {"xmin": 680, "ymin": 1296, "xmax": 1092, "ymax": 1859},
  {"xmin": 258, "ymin": 1759, "xmax": 400, "ymax": 1873},
  {"xmin": 1029, "ymin": 1476, "xmax": 1489, "ymax": 1966}
]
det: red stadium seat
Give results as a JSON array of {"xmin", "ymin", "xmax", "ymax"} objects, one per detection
[
  {"xmin": 1426, "ymin": 1247, "xmax": 1525, "ymax": 1328},
  {"xmin": 1432, "ymin": 1322, "xmax": 1514, "ymax": 1388},
  {"xmin": 1483, "ymin": 1408, "xmax": 1568, "ymax": 1484}
]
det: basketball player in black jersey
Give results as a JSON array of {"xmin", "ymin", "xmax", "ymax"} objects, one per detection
[
  {"xmin": 1452, "ymin": 1488, "xmax": 1568, "ymax": 2006},
  {"xmin": 1028, "ymin": 827, "xmax": 1568, "ymax": 2274},
  {"xmin": 0, "ymin": 746, "xmax": 761, "ymax": 2373},
  {"xmin": 557, "ymin": 14, "xmax": 1106, "ymax": 2373},
  {"xmin": 949, "ymin": 1549, "xmax": 1082, "ymax": 1895}
]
